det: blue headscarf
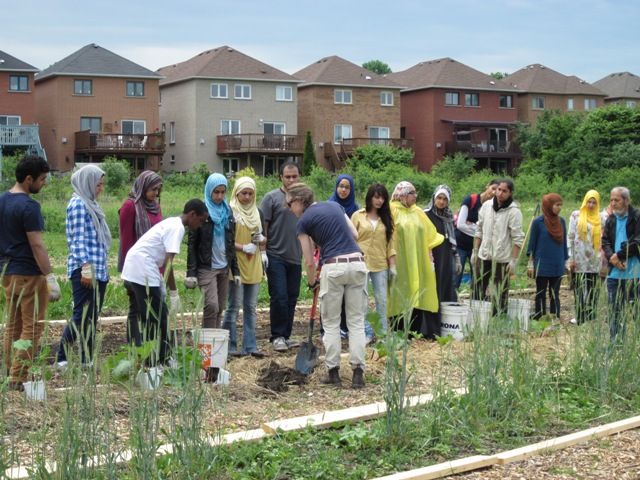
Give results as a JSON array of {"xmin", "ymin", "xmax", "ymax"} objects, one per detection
[
  {"xmin": 328, "ymin": 174, "xmax": 359, "ymax": 217},
  {"xmin": 204, "ymin": 173, "xmax": 230, "ymax": 237}
]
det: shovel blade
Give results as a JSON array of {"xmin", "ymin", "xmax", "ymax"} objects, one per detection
[{"xmin": 294, "ymin": 341, "xmax": 318, "ymax": 375}]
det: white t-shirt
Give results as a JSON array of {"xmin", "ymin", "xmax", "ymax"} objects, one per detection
[{"xmin": 122, "ymin": 216, "xmax": 185, "ymax": 287}]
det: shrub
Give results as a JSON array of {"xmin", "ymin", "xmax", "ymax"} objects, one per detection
[
  {"xmin": 347, "ymin": 144, "xmax": 413, "ymax": 174},
  {"xmin": 302, "ymin": 131, "xmax": 317, "ymax": 177},
  {"xmin": 430, "ymin": 153, "xmax": 477, "ymax": 183},
  {"xmin": 101, "ymin": 156, "xmax": 132, "ymax": 193}
]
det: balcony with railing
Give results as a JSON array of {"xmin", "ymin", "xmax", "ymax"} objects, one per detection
[
  {"xmin": 0, "ymin": 125, "xmax": 41, "ymax": 146},
  {"xmin": 74, "ymin": 131, "xmax": 165, "ymax": 155},
  {"xmin": 445, "ymin": 140, "xmax": 521, "ymax": 158},
  {"xmin": 217, "ymin": 134, "xmax": 304, "ymax": 155}
]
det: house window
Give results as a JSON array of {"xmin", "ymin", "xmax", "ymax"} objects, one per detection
[
  {"xmin": 211, "ymin": 83, "xmax": 228, "ymax": 98},
  {"xmin": 499, "ymin": 94, "xmax": 513, "ymax": 108},
  {"xmin": 169, "ymin": 121, "xmax": 176, "ymax": 144},
  {"xmin": 627, "ymin": 100, "xmax": 637, "ymax": 108},
  {"xmin": 532, "ymin": 96, "xmax": 545, "ymax": 109},
  {"xmin": 9, "ymin": 75, "xmax": 28, "ymax": 91},
  {"xmin": 80, "ymin": 117, "xmax": 101, "ymax": 133},
  {"xmin": 234, "ymin": 84, "xmax": 251, "ymax": 100},
  {"xmin": 126, "ymin": 81, "xmax": 145, "ymax": 97},
  {"xmin": 380, "ymin": 91, "xmax": 394, "ymax": 106},
  {"xmin": 221, "ymin": 119, "xmax": 241, "ymax": 135},
  {"xmin": 223, "ymin": 158, "xmax": 240, "ymax": 174},
  {"xmin": 0, "ymin": 115, "xmax": 20, "ymax": 126},
  {"xmin": 122, "ymin": 120, "xmax": 146, "ymax": 134},
  {"xmin": 264, "ymin": 122, "xmax": 286, "ymax": 134},
  {"xmin": 465, "ymin": 93, "xmax": 480, "ymax": 107},
  {"xmin": 584, "ymin": 98, "xmax": 597, "ymax": 110},
  {"xmin": 567, "ymin": 98, "xmax": 574, "ymax": 111},
  {"xmin": 369, "ymin": 126, "xmax": 390, "ymax": 144},
  {"xmin": 445, "ymin": 92, "xmax": 459, "ymax": 105},
  {"xmin": 74, "ymin": 79, "xmax": 93, "ymax": 95},
  {"xmin": 334, "ymin": 124, "xmax": 352, "ymax": 143},
  {"xmin": 276, "ymin": 85, "xmax": 293, "ymax": 101},
  {"xmin": 334, "ymin": 89, "xmax": 352, "ymax": 104}
]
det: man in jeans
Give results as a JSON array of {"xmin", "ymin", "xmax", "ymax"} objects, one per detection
[
  {"xmin": 0, "ymin": 156, "xmax": 60, "ymax": 390},
  {"xmin": 287, "ymin": 182, "xmax": 367, "ymax": 389},
  {"xmin": 472, "ymin": 179, "xmax": 524, "ymax": 316},
  {"xmin": 260, "ymin": 161, "xmax": 302, "ymax": 352},
  {"xmin": 601, "ymin": 187, "xmax": 640, "ymax": 341}
]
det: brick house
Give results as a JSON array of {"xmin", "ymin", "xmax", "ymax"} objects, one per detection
[
  {"xmin": 157, "ymin": 46, "xmax": 301, "ymax": 175},
  {"xmin": 593, "ymin": 72, "xmax": 640, "ymax": 108},
  {"xmin": 504, "ymin": 64, "xmax": 606, "ymax": 125},
  {"xmin": 0, "ymin": 50, "xmax": 46, "ymax": 164},
  {"xmin": 35, "ymin": 43, "xmax": 164, "ymax": 172},
  {"xmin": 389, "ymin": 58, "xmax": 520, "ymax": 172},
  {"xmin": 294, "ymin": 56, "xmax": 405, "ymax": 171}
]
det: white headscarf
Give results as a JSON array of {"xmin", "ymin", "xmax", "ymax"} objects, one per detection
[
  {"xmin": 70, "ymin": 165, "xmax": 112, "ymax": 251},
  {"xmin": 229, "ymin": 176, "xmax": 262, "ymax": 232},
  {"xmin": 392, "ymin": 181, "xmax": 415, "ymax": 201}
]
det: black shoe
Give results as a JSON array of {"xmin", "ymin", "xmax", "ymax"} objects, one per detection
[
  {"xmin": 229, "ymin": 351, "xmax": 245, "ymax": 358},
  {"xmin": 352, "ymin": 367, "xmax": 365, "ymax": 389},
  {"xmin": 320, "ymin": 367, "xmax": 341, "ymax": 386},
  {"xmin": 249, "ymin": 351, "xmax": 266, "ymax": 359},
  {"xmin": 7, "ymin": 381, "xmax": 25, "ymax": 392},
  {"xmin": 205, "ymin": 367, "xmax": 219, "ymax": 383}
]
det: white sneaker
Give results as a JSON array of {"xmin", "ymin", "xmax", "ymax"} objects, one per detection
[
  {"xmin": 570, "ymin": 318, "xmax": 578, "ymax": 325},
  {"xmin": 55, "ymin": 360, "xmax": 68, "ymax": 371},
  {"xmin": 273, "ymin": 337, "xmax": 288, "ymax": 352},
  {"xmin": 167, "ymin": 357, "xmax": 178, "ymax": 369},
  {"xmin": 285, "ymin": 339, "xmax": 300, "ymax": 349}
]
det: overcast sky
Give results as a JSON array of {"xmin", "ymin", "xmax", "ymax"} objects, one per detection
[{"xmin": 3, "ymin": 0, "xmax": 638, "ymax": 82}]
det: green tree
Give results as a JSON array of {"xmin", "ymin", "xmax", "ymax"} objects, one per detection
[
  {"xmin": 489, "ymin": 72, "xmax": 509, "ymax": 80},
  {"xmin": 362, "ymin": 60, "xmax": 392, "ymax": 75},
  {"xmin": 302, "ymin": 131, "xmax": 316, "ymax": 176}
]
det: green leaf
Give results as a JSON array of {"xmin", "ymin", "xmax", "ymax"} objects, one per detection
[{"xmin": 13, "ymin": 339, "xmax": 32, "ymax": 351}]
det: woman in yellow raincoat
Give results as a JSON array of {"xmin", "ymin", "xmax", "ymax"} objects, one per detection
[{"xmin": 389, "ymin": 181, "xmax": 444, "ymax": 339}]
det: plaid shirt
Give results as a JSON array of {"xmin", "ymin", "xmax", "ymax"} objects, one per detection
[{"xmin": 66, "ymin": 196, "xmax": 109, "ymax": 281}]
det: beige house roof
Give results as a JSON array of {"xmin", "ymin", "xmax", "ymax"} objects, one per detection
[
  {"xmin": 157, "ymin": 46, "xmax": 298, "ymax": 86},
  {"xmin": 294, "ymin": 55, "xmax": 401, "ymax": 89},
  {"xmin": 505, "ymin": 64, "xmax": 605, "ymax": 96},
  {"xmin": 388, "ymin": 57, "xmax": 516, "ymax": 92},
  {"xmin": 593, "ymin": 72, "xmax": 640, "ymax": 100}
]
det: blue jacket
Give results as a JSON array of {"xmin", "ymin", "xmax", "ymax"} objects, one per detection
[{"xmin": 527, "ymin": 216, "xmax": 568, "ymax": 277}]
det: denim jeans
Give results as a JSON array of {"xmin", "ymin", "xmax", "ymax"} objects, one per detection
[
  {"xmin": 368, "ymin": 269, "xmax": 389, "ymax": 335},
  {"xmin": 455, "ymin": 247, "xmax": 472, "ymax": 289},
  {"xmin": 57, "ymin": 268, "xmax": 107, "ymax": 364},
  {"xmin": 607, "ymin": 277, "xmax": 640, "ymax": 341},
  {"xmin": 266, "ymin": 254, "xmax": 301, "ymax": 341},
  {"xmin": 222, "ymin": 281, "xmax": 260, "ymax": 354}
]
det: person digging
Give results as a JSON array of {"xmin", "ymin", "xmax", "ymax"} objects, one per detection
[{"xmin": 286, "ymin": 182, "xmax": 368, "ymax": 389}]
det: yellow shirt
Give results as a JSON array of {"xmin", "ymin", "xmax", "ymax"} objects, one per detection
[
  {"xmin": 351, "ymin": 208, "xmax": 396, "ymax": 272},
  {"xmin": 235, "ymin": 222, "xmax": 263, "ymax": 284}
]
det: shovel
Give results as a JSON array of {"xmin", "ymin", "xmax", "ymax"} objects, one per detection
[{"xmin": 295, "ymin": 286, "xmax": 320, "ymax": 375}]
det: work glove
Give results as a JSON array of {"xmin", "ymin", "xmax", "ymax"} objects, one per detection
[
  {"xmin": 46, "ymin": 273, "xmax": 61, "ymax": 301},
  {"xmin": 507, "ymin": 259, "xmax": 518, "ymax": 275},
  {"xmin": 470, "ymin": 250, "xmax": 478, "ymax": 268},
  {"xmin": 184, "ymin": 276, "xmax": 198, "ymax": 289},
  {"xmin": 454, "ymin": 256, "xmax": 462, "ymax": 275},
  {"xmin": 389, "ymin": 265, "xmax": 397, "ymax": 283},
  {"xmin": 242, "ymin": 243, "xmax": 257, "ymax": 255},
  {"xmin": 252, "ymin": 232, "xmax": 266, "ymax": 245},
  {"xmin": 80, "ymin": 263, "xmax": 93, "ymax": 288},
  {"xmin": 234, "ymin": 275, "xmax": 242, "ymax": 286},
  {"xmin": 261, "ymin": 251, "xmax": 269, "ymax": 271},
  {"xmin": 168, "ymin": 290, "xmax": 181, "ymax": 314}
]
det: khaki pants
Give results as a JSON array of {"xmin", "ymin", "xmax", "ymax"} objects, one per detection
[
  {"xmin": 320, "ymin": 261, "xmax": 368, "ymax": 370},
  {"xmin": 198, "ymin": 267, "xmax": 229, "ymax": 328},
  {"xmin": 3, "ymin": 275, "xmax": 48, "ymax": 383}
]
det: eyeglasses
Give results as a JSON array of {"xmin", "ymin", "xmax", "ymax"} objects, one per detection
[
  {"xmin": 407, "ymin": 191, "xmax": 417, "ymax": 196},
  {"xmin": 286, "ymin": 199, "xmax": 296, "ymax": 208}
]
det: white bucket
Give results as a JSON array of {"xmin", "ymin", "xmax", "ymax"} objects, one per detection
[
  {"xmin": 440, "ymin": 302, "xmax": 469, "ymax": 341},
  {"xmin": 193, "ymin": 328, "xmax": 229, "ymax": 370},
  {"xmin": 216, "ymin": 368, "xmax": 231, "ymax": 385},
  {"xmin": 466, "ymin": 300, "xmax": 492, "ymax": 333},
  {"xmin": 508, "ymin": 298, "xmax": 533, "ymax": 331},
  {"xmin": 136, "ymin": 367, "xmax": 163, "ymax": 390},
  {"xmin": 23, "ymin": 380, "xmax": 46, "ymax": 401}
]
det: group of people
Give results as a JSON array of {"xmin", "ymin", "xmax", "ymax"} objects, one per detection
[{"xmin": 1, "ymin": 154, "xmax": 639, "ymax": 391}]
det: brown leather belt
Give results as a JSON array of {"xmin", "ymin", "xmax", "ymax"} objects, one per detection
[{"xmin": 324, "ymin": 256, "xmax": 365, "ymax": 264}]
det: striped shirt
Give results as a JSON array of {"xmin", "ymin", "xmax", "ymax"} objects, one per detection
[{"xmin": 66, "ymin": 196, "xmax": 109, "ymax": 281}]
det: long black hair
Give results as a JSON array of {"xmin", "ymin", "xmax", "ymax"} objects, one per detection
[{"xmin": 365, "ymin": 183, "xmax": 394, "ymax": 243}]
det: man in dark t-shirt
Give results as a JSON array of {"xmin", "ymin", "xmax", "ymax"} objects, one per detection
[
  {"xmin": 287, "ymin": 182, "xmax": 367, "ymax": 389},
  {"xmin": 0, "ymin": 156, "xmax": 60, "ymax": 389}
]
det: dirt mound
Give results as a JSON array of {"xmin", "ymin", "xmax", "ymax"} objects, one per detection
[{"xmin": 257, "ymin": 361, "xmax": 308, "ymax": 392}]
